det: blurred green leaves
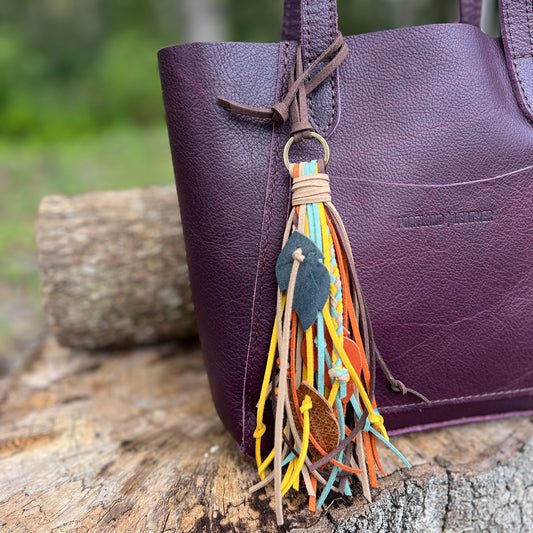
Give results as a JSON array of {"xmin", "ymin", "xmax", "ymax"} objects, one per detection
[
  {"xmin": 0, "ymin": 0, "xmax": 180, "ymax": 141},
  {"xmin": 85, "ymin": 30, "xmax": 164, "ymax": 126}
]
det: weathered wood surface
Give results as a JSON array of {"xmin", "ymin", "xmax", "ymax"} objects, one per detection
[
  {"xmin": 0, "ymin": 334, "xmax": 531, "ymax": 532},
  {"xmin": 36, "ymin": 186, "xmax": 196, "ymax": 350}
]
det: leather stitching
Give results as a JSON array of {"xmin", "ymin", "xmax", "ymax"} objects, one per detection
[
  {"xmin": 305, "ymin": 0, "xmax": 337, "ymax": 135},
  {"xmin": 525, "ymin": 0, "xmax": 533, "ymax": 57},
  {"xmin": 304, "ymin": 0, "xmax": 310, "ymax": 65},
  {"xmin": 304, "ymin": 0, "xmax": 313, "ymax": 125},
  {"xmin": 504, "ymin": 0, "xmax": 533, "ymax": 115},
  {"xmin": 327, "ymin": 0, "xmax": 337, "ymax": 132},
  {"xmin": 379, "ymin": 387, "xmax": 533, "ymax": 411}
]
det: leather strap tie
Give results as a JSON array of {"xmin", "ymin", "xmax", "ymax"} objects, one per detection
[
  {"xmin": 291, "ymin": 172, "xmax": 331, "ymax": 205},
  {"xmin": 218, "ymin": 32, "xmax": 348, "ymax": 142}
]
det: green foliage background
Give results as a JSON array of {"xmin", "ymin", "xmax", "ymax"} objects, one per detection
[{"xmin": 0, "ymin": 0, "xmax": 179, "ymax": 140}]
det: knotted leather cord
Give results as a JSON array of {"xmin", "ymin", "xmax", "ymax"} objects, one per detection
[
  {"xmin": 306, "ymin": 203, "xmax": 430, "ymax": 474},
  {"xmin": 292, "ymin": 173, "xmax": 331, "ymax": 204},
  {"xmin": 288, "ymin": 43, "xmax": 313, "ymax": 142},
  {"xmin": 252, "ymin": 158, "xmax": 423, "ymax": 525},
  {"xmin": 290, "ymin": 161, "xmax": 409, "ymax": 520},
  {"xmin": 293, "ymin": 161, "xmax": 396, "ymax": 508},
  {"xmin": 326, "ymin": 204, "xmax": 430, "ymax": 405},
  {"xmin": 218, "ymin": 32, "xmax": 348, "ymax": 141}
]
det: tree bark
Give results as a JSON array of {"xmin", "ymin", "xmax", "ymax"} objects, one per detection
[
  {"xmin": 0, "ymin": 334, "xmax": 531, "ymax": 532},
  {"xmin": 36, "ymin": 186, "xmax": 197, "ymax": 349}
]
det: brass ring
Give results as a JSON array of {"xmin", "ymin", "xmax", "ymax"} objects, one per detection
[{"xmin": 283, "ymin": 131, "xmax": 330, "ymax": 171}]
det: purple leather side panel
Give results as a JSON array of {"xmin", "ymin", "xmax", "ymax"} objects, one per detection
[
  {"xmin": 159, "ymin": 22, "xmax": 533, "ymax": 457},
  {"xmin": 158, "ymin": 42, "xmax": 289, "ymax": 448}
]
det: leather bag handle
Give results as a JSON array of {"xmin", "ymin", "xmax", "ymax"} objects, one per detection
[
  {"xmin": 462, "ymin": 0, "xmax": 533, "ymax": 123},
  {"xmin": 281, "ymin": 0, "xmax": 533, "ymax": 126},
  {"xmin": 278, "ymin": 0, "xmax": 483, "ymax": 138},
  {"xmin": 281, "ymin": 0, "xmax": 339, "ymax": 67},
  {"xmin": 459, "ymin": 0, "xmax": 483, "ymax": 26},
  {"xmin": 281, "ymin": 0, "xmax": 483, "ymax": 45},
  {"xmin": 280, "ymin": 0, "xmax": 342, "ymax": 138},
  {"xmin": 499, "ymin": 0, "xmax": 533, "ymax": 122}
]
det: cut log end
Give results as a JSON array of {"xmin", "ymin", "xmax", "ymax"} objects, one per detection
[{"xmin": 36, "ymin": 186, "xmax": 197, "ymax": 349}]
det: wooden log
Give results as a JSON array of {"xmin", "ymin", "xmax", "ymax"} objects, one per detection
[
  {"xmin": 0, "ymin": 334, "xmax": 531, "ymax": 532},
  {"xmin": 36, "ymin": 186, "xmax": 196, "ymax": 349}
]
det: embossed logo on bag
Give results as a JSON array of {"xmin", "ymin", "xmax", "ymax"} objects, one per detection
[{"xmin": 397, "ymin": 210, "xmax": 493, "ymax": 229}]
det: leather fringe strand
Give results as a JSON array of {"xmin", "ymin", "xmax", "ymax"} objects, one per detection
[{"xmin": 252, "ymin": 159, "xmax": 411, "ymax": 526}]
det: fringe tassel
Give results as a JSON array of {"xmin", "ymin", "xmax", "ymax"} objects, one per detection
[{"xmin": 252, "ymin": 158, "xmax": 411, "ymax": 526}]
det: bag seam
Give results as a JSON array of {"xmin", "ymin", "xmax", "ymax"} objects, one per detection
[
  {"xmin": 380, "ymin": 386, "xmax": 533, "ymax": 411},
  {"xmin": 304, "ymin": 0, "xmax": 337, "ymax": 134}
]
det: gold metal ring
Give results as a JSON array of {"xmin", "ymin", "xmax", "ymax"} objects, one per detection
[{"xmin": 283, "ymin": 131, "xmax": 330, "ymax": 171}]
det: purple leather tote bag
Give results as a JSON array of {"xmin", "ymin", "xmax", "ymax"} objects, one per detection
[{"xmin": 158, "ymin": 0, "xmax": 533, "ymax": 457}]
